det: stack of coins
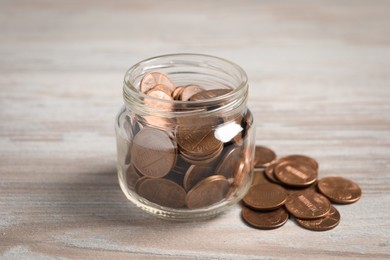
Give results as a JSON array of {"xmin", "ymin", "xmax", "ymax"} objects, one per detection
[
  {"xmin": 123, "ymin": 72, "xmax": 252, "ymax": 210},
  {"xmin": 241, "ymin": 146, "xmax": 362, "ymax": 231}
]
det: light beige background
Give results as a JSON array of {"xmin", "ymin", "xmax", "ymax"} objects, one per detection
[{"xmin": 0, "ymin": 0, "xmax": 389, "ymax": 259}]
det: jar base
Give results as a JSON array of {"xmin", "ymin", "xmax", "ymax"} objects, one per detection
[{"xmin": 118, "ymin": 166, "xmax": 253, "ymax": 221}]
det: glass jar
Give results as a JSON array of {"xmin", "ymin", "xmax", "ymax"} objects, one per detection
[{"xmin": 115, "ymin": 53, "xmax": 255, "ymax": 220}]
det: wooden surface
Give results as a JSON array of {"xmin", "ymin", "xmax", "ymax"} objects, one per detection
[{"xmin": 1, "ymin": 0, "xmax": 389, "ymax": 259}]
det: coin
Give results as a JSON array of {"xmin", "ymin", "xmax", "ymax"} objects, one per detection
[
  {"xmin": 264, "ymin": 162, "xmax": 283, "ymax": 184},
  {"xmin": 254, "ymin": 146, "xmax": 276, "ymax": 168},
  {"xmin": 146, "ymin": 89, "xmax": 173, "ymax": 103},
  {"xmin": 241, "ymin": 206, "xmax": 289, "ymax": 230},
  {"xmin": 140, "ymin": 72, "xmax": 175, "ymax": 94},
  {"xmin": 180, "ymin": 84, "xmax": 205, "ymax": 101},
  {"xmin": 243, "ymin": 183, "xmax": 287, "ymax": 211},
  {"xmin": 176, "ymin": 127, "xmax": 223, "ymax": 158},
  {"xmin": 131, "ymin": 127, "xmax": 177, "ymax": 178},
  {"xmin": 274, "ymin": 160, "xmax": 318, "ymax": 187},
  {"xmin": 172, "ymin": 85, "xmax": 186, "ymax": 100},
  {"xmin": 149, "ymin": 84, "xmax": 174, "ymax": 96},
  {"xmin": 137, "ymin": 178, "xmax": 186, "ymax": 208},
  {"xmin": 285, "ymin": 190, "xmax": 331, "ymax": 219},
  {"xmin": 317, "ymin": 176, "xmax": 362, "ymax": 204},
  {"xmin": 295, "ymin": 205, "xmax": 340, "ymax": 231},
  {"xmin": 183, "ymin": 165, "xmax": 215, "ymax": 191},
  {"xmin": 279, "ymin": 155, "xmax": 319, "ymax": 170},
  {"xmin": 126, "ymin": 164, "xmax": 142, "ymax": 189},
  {"xmin": 252, "ymin": 169, "xmax": 271, "ymax": 186},
  {"xmin": 186, "ymin": 175, "xmax": 229, "ymax": 209},
  {"xmin": 189, "ymin": 89, "xmax": 232, "ymax": 101},
  {"xmin": 215, "ymin": 146, "xmax": 242, "ymax": 179}
]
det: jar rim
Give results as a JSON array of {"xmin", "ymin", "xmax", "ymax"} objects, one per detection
[{"xmin": 123, "ymin": 53, "xmax": 248, "ymax": 107}]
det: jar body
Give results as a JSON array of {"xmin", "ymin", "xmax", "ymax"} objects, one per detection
[{"xmin": 115, "ymin": 54, "xmax": 255, "ymax": 220}]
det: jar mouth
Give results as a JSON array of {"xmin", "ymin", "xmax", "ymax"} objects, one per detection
[{"xmin": 123, "ymin": 53, "xmax": 248, "ymax": 112}]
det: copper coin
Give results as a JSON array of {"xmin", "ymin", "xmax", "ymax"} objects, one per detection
[
  {"xmin": 252, "ymin": 169, "xmax": 271, "ymax": 186},
  {"xmin": 148, "ymin": 84, "xmax": 174, "ymax": 96},
  {"xmin": 241, "ymin": 206, "xmax": 289, "ymax": 230},
  {"xmin": 131, "ymin": 127, "xmax": 177, "ymax": 178},
  {"xmin": 243, "ymin": 183, "xmax": 288, "ymax": 211},
  {"xmin": 135, "ymin": 176, "xmax": 149, "ymax": 194},
  {"xmin": 176, "ymin": 127, "xmax": 223, "ymax": 157},
  {"xmin": 274, "ymin": 161, "xmax": 318, "ymax": 187},
  {"xmin": 264, "ymin": 162, "xmax": 283, "ymax": 184},
  {"xmin": 137, "ymin": 178, "xmax": 186, "ymax": 208},
  {"xmin": 280, "ymin": 155, "xmax": 319, "ymax": 170},
  {"xmin": 183, "ymin": 165, "xmax": 215, "ymax": 191},
  {"xmin": 180, "ymin": 84, "xmax": 205, "ymax": 101},
  {"xmin": 146, "ymin": 88, "xmax": 173, "ymax": 102},
  {"xmin": 140, "ymin": 72, "xmax": 175, "ymax": 94},
  {"xmin": 186, "ymin": 175, "xmax": 229, "ymax": 209},
  {"xmin": 215, "ymin": 146, "xmax": 242, "ymax": 179},
  {"xmin": 285, "ymin": 190, "xmax": 331, "ymax": 219},
  {"xmin": 172, "ymin": 85, "xmax": 186, "ymax": 100},
  {"xmin": 254, "ymin": 146, "xmax": 277, "ymax": 168},
  {"xmin": 189, "ymin": 89, "xmax": 232, "ymax": 101},
  {"xmin": 126, "ymin": 164, "xmax": 142, "ymax": 189},
  {"xmin": 317, "ymin": 176, "xmax": 362, "ymax": 204},
  {"xmin": 295, "ymin": 205, "xmax": 340, "ymax": 231}
]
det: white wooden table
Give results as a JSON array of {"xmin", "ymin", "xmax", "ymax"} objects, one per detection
[{"xmin": 1, "ymin": 0, "xmax": 389, "ymax": 259}]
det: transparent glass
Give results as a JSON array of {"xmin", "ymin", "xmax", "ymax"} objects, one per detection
[{"xmin": 115, "ymin": 54, "xmax": 255, "ymax": 220}]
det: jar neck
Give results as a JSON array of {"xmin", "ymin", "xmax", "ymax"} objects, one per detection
[{"xmin": 122, "ymin": 53, "xmax": 248, "ymax": 118}]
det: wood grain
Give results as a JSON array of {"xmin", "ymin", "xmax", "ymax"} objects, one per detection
[{"xmin": 1, "ymin": 0, "xmax": 389, "ymax": 259}]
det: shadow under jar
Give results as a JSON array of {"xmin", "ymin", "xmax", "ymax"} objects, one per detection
[{"xmin": 115, "ymin": 53, "xmax": 255, "ymax": 220}]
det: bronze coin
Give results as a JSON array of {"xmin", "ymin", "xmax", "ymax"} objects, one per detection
[
  {"xmin": 243, "ymin": 183, "xmax": 288, "ymax": 211},
  {"xmin": 241, "ymin": 206, "xmax": 289, "ymax": 230},
  {"xmin": 148, "ymin": 84, "xmax": 174, "ymax": 96},
  {"xmin": 317, "ymin": 176, "xmax": 362, "ymax": 204},
  {"xmin": 135, "ymin": 176, "xmax": 149, "ymax": 194},
  {"xmin": 180, "ymin": 141, "xmax": 223, "ymax": 165},
  {"xmin": 126, "ymin": 164, "xmax": 142, "ymax": 189},
  {"xmin": 215, "ymin": 146, "xmax": 242, "ymax": 179},
  {"xmin": 131, "ymin": 127, "xmax": 177, "ymax": 178},
  {"xmin": 146, "ymin": 88, "xmax": 173, "ymax": 102},
  {"xmin": 279, "ymin": 155, "xmax": 319, "ymax": 170},
  {"xmin": 285, "ymin": 190, "xmax": 331, "ymax": 219},
  {"xmin": 264, "ymin": 162, "xmax": 283, "ymax": 184},
  {"xmin": 176, "ymin": 127, "xmax": 223, "ymax": 158},
  {"xmin": 295, "ymin": 205, "xmax": 340, "ymax": 231},
  {"xmin": 140, "ymin": 72, "xmax": 175, "ymax": 94},
  {"xmin": 252, "ymin": 169, "xmax": 271, "ymax": 186},
  {"xmin": 189, "ymin": 89, "xmax": 232, "ymax": 101},
  {"xmin": 254, "ymin": 146, "xmax": 277, "ymax": 168},
  {"xmin": 180, "ymin": 84, "xmax": 205, "ymax": 101},
  {"xmin": 172, "ymin": 85, "xmax": 186, "ymax": 100},
  {"xmin": 183, "ymin": 165, "xmax": 215, "ymax": 191},
  {"xmin": 137, "ymin": 178, "xmax": 186, "ymax": 209},
  {"xmin": 274, "ymin": 161, "xmax": 318, "ymax": 187},
  {"xmin": 186, "ymin": 175, "xmax": 229, "ymax": 209}
]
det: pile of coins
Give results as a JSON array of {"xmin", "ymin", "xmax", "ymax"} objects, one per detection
[
  {"xmin": 241, "ymin": 146, "xmax": 362, "ymax": 231},
  {"xmin": 123, "ymin": 72, "xmax": 252, "ymax": 210}
]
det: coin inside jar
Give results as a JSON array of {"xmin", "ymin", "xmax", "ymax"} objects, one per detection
[
  {"xmin": 189, "ymin": 89, "xmax": 232, "ymax": 101},
  {"xmin": 183, "ymin": 165, "xmax": 215, "ymax": 191},
  {"xmin": 131, "ymin": 127, "xmax": 177, "ymax": 178},
  {"xmin": 180, "ymin": 84, "xmax": 205, "ymax": 101},
  {"xmin": 215, "ymin": 146, "xmax": 243, "ymax": 180},
  {"xmin": 137, "ymin": 178, "xmax": 186, "ymax": 208},
  {"xmin": 140, "ymin": 71, "xmax": 176, "ymax": 94},
  {"xmin": 186, "ymin": 175, "xmax": 229, "ymax": 209}
]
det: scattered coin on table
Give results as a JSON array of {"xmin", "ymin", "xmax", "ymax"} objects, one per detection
[{"xmin": 240, "ymin": 145, "xmax": 361, "ymax": 231}]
